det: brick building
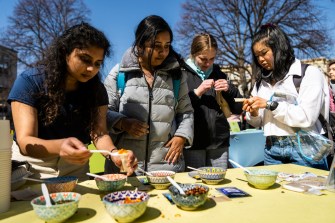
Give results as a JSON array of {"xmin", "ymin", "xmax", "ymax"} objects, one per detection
[{"xmin": 0, "ymin": 45, "xmax": 17, "ymax": 119}]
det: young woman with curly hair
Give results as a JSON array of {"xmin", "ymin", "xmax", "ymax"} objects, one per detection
[{"xmin": 8, "ymin": 23, "xmax": 137, "ymax": 180}]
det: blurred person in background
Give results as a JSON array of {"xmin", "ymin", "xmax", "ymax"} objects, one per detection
[{"xmin": 181, "ymin": 33, "xmax": 243, "ymax": 169}]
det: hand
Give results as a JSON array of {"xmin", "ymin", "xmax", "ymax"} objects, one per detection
[
  {"xmin": 195, "ymin": 79, "xmax": 214, "ymax": 96},
  {"xmin": 242, "ymin": 96, "xmax": 267, "ymax": 116},
  {"xmin": 59, "ymin": 137, "xmax": 92, "ymax": 165},
  {"xmin": 111, "ymin": 150, "xmax": 138, "ymax": 176},
  {"xmin": 164, "ymin": 136, "xmax": 186, "ymax": 164},
  {"xmin": 122, "ymin": 118, "xmax": 149, "ymax": 138},
  {"xmin": 214, "ymin": 79, "xmax": 229, "ymax": 92}
]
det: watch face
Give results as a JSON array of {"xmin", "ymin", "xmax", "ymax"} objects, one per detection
[{"xmin": 270, "ymin": 101, "xmax": 278, "ymax": 111}]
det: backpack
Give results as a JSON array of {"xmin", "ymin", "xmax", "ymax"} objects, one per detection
[
  {"xmin": 116, "ymin": 71, "xmax": 181, "ymax": 103},
  {"xmin": 256, "ymin": 63, "xmax": 335, "ymax": 156}
]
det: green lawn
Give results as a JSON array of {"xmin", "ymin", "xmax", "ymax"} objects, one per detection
[{"xmin": 88, "ymin": 144, "xmax": 105, "ymax": 174}]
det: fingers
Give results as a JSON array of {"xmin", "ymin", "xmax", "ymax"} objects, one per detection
[
  {"xmin": 165, "ymin": 148, "xmax": 182, "ymax": 164},
  {"xmin": 59, "ymin": 138, "xmax": 92, "ymax": 165},
  {"xmin": 214, "ymin": 79, "xmax": 229, "ymax": 91},
  {"xmin": 126, "ymin": 152, "xmax": 138, "ymax": 176},
  {"xmin": 65, "ymin": 137, "xmax": 87, "ymax": 150},
  {"xmin": 127, "ymin": 119, "xmax": 149, "ymax": 137}
]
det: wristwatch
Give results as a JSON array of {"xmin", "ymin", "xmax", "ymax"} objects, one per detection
[{"xmin": 266, "ymin": 101, "xmax": 278, "ymax": 111}]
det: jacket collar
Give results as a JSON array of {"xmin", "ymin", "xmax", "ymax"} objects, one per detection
[{"xmin": 119, "ymin": 47, "xmax": 180, "ymax": 74}]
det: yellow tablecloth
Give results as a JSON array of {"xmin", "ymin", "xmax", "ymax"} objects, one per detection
[{"xmin": 0, "ymin": 164, "xmax": 333, "ymax": 223}]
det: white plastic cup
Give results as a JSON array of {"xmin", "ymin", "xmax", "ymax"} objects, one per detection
[
  {"xmin": 0, "ymin": 150, "xmax": 11, "ymax": 213},
  {"xmin": 0, "ymin": 120, "xmax": 12, "ymax": 150}
]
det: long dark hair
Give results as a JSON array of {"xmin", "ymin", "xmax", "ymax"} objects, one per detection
[
  {"xmin": 252, "ymin": 24, "xmax": 295, "ymax": 83},
  {"xmin": 132, "ymin": 15, "xmax": 182, "ymax": 78},
  {"xmin": 38, "ymin": 22, "xmax": 110, "ymax": 130}
]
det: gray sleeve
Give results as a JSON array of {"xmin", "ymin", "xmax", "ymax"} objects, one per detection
[
  {"xmin": 104, "ymin": 64, "xmax": 127, "ymax": 133},
  {"xmin": 174, "ymin": 72, "xmax": 194, "ymax": 147}
]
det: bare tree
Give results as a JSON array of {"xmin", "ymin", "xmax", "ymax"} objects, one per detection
[
  {"xmin": 176, "ymin": 0, "xmax": 330, "ymax": 96},
  {"xmin": 0, "ymin": 0, "xmax": 90, "ymax": 67}
]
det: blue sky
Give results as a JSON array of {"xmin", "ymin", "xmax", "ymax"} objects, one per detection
[
  {"xmin": 1, "ymin": 0, "xmax": 335, "ymax": 76},
  {"xmin": 0, "ymin": 0, "xmax": 186, "ymax": 75}
]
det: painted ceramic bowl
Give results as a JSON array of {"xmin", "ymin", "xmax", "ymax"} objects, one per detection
[
  {"xmin": 31, "ymin": 192, "xmax": 81, "ymax": 222},
  {"xmin": 103, "ymin": 190, "xmax": 149, "ymax": 223},
  {"xmin": 95, "ymin": 174, "xmax": 127, "ymax": 191},
  {"xmin": 150, "ymin": 182, "xmax": 171, "ymax": 190},
  {"xmin": 44, "ymin": 176, "xmax": 78, "ymax": 193},
  {"xmin": 198, "ymin": 167, "xmax": 226, "ymax": 181},
  {"xmin": 244, "ymin": 169, "xmax": 278, "ymax": 189},
  {"xmin": 147, "ymin": 170, "xmax": 175, "ymax": 184},
  {"xmin": 169, "ymin": 183, "xmax": 209, "ymax": 211}
]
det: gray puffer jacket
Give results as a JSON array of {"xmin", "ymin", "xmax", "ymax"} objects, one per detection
[{"xmin": 104, "ymin": 48, "xmax": 194, "ymax": 173}]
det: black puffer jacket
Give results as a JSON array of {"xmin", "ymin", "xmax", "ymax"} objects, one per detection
[{"xmin": 182, "ymin": 63, "xmax": 243, "ymax": 150}]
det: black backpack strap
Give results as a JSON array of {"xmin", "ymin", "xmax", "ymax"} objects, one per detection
[{"xmin": 293, "ymin": 63, "xmax": 309, "ymax": 92}]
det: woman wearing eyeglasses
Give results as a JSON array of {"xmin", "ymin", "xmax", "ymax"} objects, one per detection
[{"xmin": 182, "ymin": 33, "xmax": 243, "ymax": 169}]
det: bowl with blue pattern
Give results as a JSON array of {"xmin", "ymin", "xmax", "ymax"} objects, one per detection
[
  {"xmin": 31, "ymin": 192, "xmax": 81, "ymax": 222},
  {"xmin": 198, "ymin": 167, "xmax": 226, "ymax": 184},
  {"xmin": 147, "ymin": 170, "xmax": 176, "ymax": 184},
  {"xmin": 244, "ymin": 169, "xmax": 278, "ymax": 189},
  {"xmin": 103, "ymin": 190, "xmax": 149, "ymax": 223},
  {"xmin": 169, "ymin": 183, "xmax": 209, "ymax": 211},
  {"xmin": 95, "ymin": 174, "xmax": 127, "ymax": 191},
  {"xmin": 44, "ymin": 176, "xmax": 78, "ymax": 193}
]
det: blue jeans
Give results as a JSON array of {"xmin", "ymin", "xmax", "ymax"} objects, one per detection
[{"xmin": 264, "ymin": 136, "xmax": 328, "ymax": 170}]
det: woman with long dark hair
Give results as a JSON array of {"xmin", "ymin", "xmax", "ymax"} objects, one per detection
[
  {"xmin": 8, "ymin": 23, "xmax": 137, "ymax": 180},
  {"xmin": 243, "ymin": 24, "xmax": 329, "ymax": 170},
  {"xmin": 104, "ymin": 15, "xmax": 194, "ymax": 173}
]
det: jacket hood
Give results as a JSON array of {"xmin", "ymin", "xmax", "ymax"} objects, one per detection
[{"xmin": 119, "ymin": 47, "xmax": 180, "ymax": 74}]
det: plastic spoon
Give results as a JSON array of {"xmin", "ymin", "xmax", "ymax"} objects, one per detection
[
  {"xmin": 228, "ymin": 159, "xmax": 251, "ymax": 174},
  {"xmin": 137, "ymin": 167, "xmax": 153, "ymax": 176},
  {"xmin": 167, "ymin": 176, "xmax": 186, "ymax": 195},
  {"xmin": 89, "ymin": 149, "xmax": 120, "ymax": 157},
  {"xmin": 23, "ymin": 177, "xmax": 45, "ymax": 183},
  {"xmin": 41, "ymin": 183, "xmax": 53, "ymax": 207},
  {"xmin": 86, "ymin": 173, "xmax": 109, "ymax": 181},
  {"xmin": 187, "ymin": 166, "xmax": 203, "ymax": 172}
]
